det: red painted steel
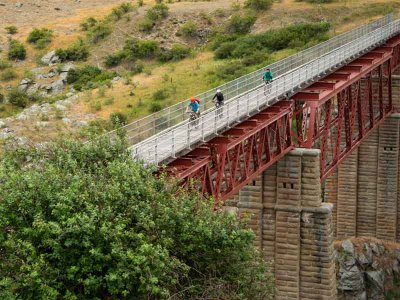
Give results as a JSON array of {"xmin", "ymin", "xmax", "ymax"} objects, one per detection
[
  {"xmin": 164, "ymin": 34, "xmax": 400, "ymax": 201},
  {"xmin": 162, "ymin": 101, "xmax": 293, "ymax": 205}
]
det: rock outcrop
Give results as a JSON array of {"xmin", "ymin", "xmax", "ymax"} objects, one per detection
[{"xmin": 336, "ymin": 238, "xmax": 400, "ymax": 299}]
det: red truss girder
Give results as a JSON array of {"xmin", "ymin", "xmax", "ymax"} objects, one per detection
[
  {"xmin": 163, "ymin": 101, "xmax": 293, "ymax": 204},
  {"xmin": 292, "ymin": 35, "xmax": 400, "ymax": 181},
  {"xmin": 163, "ymin": 34, "xmax": 400, "ymax": 202}
]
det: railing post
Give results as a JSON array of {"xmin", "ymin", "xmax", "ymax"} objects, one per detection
[
  {"xmin": 201, "ymin": 119, "xmax": 205, "ymax": 142},
  {"xmin": 187, "ymin": 123, "xmax": 191, "ymax": 149},
  {"xmin": 171, "ymin": 131, "xmax": 175, "ymax": 158},
  {"xmin": 155, "ymin": 138, "xmax": 158, "ymax": 166}
]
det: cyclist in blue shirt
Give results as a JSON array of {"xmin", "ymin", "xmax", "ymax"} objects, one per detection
[{"xmin": 186, "ymin": 96, "xmax": 200, "ymax": 120}]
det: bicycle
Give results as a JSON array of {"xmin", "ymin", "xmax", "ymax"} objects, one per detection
[
  {"xmin": 214, "ymin": 100, "xmax": 224, "ymax": 119},
  {"xmin": 263, "ymin": 79, "xmax": 273, "ymax": 96},
  {"xmin": 187, "ymin": 110, "xmax": 200, "ymax": 127}
]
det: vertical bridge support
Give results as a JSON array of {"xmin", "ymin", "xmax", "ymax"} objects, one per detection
[
  {"xmin": 228, "ymin": 149, "xmax": 336, "ymax": 299},
  {"xmin": 325, "ymin": 113, "xmax": 400, "ymax": 241}
]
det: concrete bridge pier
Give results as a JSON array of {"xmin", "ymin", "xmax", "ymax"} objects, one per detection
[
  {"xmin": 229, "ymin": 149, "xmax": 337, "ymax": 300},
  {"xmin": 325, "ymin": 113, "xmax": 400, "ymax": 242}
]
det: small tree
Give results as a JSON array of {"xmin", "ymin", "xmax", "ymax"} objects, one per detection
[{"xmin": 0, "ymin": 135, "xmax": 275, "ymax": 299}]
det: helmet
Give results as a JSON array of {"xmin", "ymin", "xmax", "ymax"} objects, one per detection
[
  {"xmin": 190, "ymin": 96, "xmax": 196, "ymax": 102},
  {"xmin": 217, "ymin": 89, "xmax": 221, "ymax": 93}
]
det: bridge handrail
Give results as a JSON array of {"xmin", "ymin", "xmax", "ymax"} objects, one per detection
[
  {"xmin": 131, "ymin": 18, "xmax": 400, "ymax": 165},
  {"xmin": 115, "ymin": 14, "xmax": 392, "ymax": 146}
]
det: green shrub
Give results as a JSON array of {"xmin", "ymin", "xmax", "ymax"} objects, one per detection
[
  {"xmin": 1, "ymin": 68, "xmax": 17, "ymax": 81},
  {"xmin": 149, "ymin": 101, "xmax": 163, "ymax": 112},
  {"xmin": 245, "ymin": 0, "xmax": 273, "ymax": 10},
  {"xmin": 8, "ymin": 39, "xmax": 26, "ymax": 60},
  {"xmin": 0, "ymin": 135, "xmax": 274, "ymax": 299},
  {"xmin": 146, "ymin": 3, "xmax": 169, "ymax": 21},
  {"xmin": 215, "ymin": 22, "xmax": 331, "ymax": 59},
  {"xmin": 109, "ymin": 111, "xmax": 128, "ymax": 126},
  {"xmin": 5, "ymin": 26, "xmax": 18, "ymax": 35},
  {"xmin": 179, "ymin": 21, "xmax": 198, "ymax": 37},
  {"xmin": 111, "ymin": 2, "xmax": 133, "ymax": 20},
  {"xmin": 27, "ymin": 28, "xmax": 53, "ymax": 48},
  {"xmin": 7, "ymin": 88, "xmax": 29, "ymax": 108},
  {"xmin": 80, "ymin": 17, "xmax": 97, "ymax": 31},
  {"xmin": 137, "ymin": 0, "xmax": 144, "ymax": 6},
  {"xmin": 67, "ymin": 65, "xmax": 116, "ymax": 91},
  {"xmin": 0, "ymin": 59, "xmax": 11, "ymax": 70},
  {"xmin": 138, "ymin": 18, "xmax": 155, "ymax": 32},
  {"xmin": 56, "ymin": 39, "xmax": 89, "ymax": 62},
  {"xmin": 88, "ymin": 23, "xmax": 112, "ymax": 44},
  {"xmin": 158, "ymin": 44, "xmax": 191, "ymax": 62},
  {"xmin": 153, "ymin": 88, "xmax": 168, "ymax": 101},
  {"xmin": 105, "ymin": 39, "xmax": 159, "ymax": 67},
  {"xmin": 227, "ymin": 14, "xmax": 256, "ymax": 35}
]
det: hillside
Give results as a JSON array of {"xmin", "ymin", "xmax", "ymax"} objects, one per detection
[{"xmin": 0, "ymin": 0, "xmax": 400, "ymax": 146}]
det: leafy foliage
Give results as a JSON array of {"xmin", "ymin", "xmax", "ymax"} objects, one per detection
[
  {"xmin": 27, "ymin": 28, "xmax": 53, "ymax": 49},
  {"xmin": 5, "ymin": 26, "xmax": 18, "ymax": 35},
  {"xmin": 80, "ymin": 17, "xmax": 98, "ymax": 31},
  {"xmin": 8, "ymin": 39, "xmax": 26, "ymax": 60},
  {"xmin": 0, "ymin": 135, "xmax": 274, "ymax": 299},
  {"xmin": 226, "ymin": 14, "xmax": 256, "ymax": 35},
  {"xmin": 7, "ymin": 88, "xmax": 42, "ymax": 108},
  {"xmin": 55, "ymin": 39, "xmax": 89, "ymax": 62},
  {"xmin": 66, "ymin": 65, "xmax": 116, "ymax": 91},
  {"xmin": 214, "ymin": 22, "xmax": 331, "ymax": 59},
  {"xmin": 88, "ymin": 23, "xmax": 112, "ymax": 44},
  {"xmin": 178, "ymin": 21, "xmax": 198, "ymax": 37},
  {"xmin": 158, "ymin": 44, "xmax": 192, "ymax": 62},
  {"xmin": 245, "ymin": 0, "xmax": 273, "ymax": 10}
]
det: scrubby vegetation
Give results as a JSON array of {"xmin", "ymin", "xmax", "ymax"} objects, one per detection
[
  {"xmin": 7, "ymin": 88, "xmax": 42, "ymax": 108},
  {"xmin": 5, "ymin": 25, "xmax": 17, "ymax": 35},
  {"xmin": 139, "ymin": 3, "xmax": 169, "ymax": 32},
  {"xmin": 66, "ymin": 65, "xmax": 117, "ymax": 91},
  {"xmin": 8, "ymin": 39, "xmax": 27, "ymax": 61},
  {"xmin": 214, "ymin": 22, "xmax": 331, "ymax": 60},
  {"xmin": 55, "ymin": 39, "xmax": 89, "ymax": 62},
  {"xmin": 27, "ymin": 28, "xmax": 53, "ymax": 49},
  {"xmin": 0, "ymin": 135, "xmax": 274, "ymax": 299},
  {"xmin": 245, "ymin": 0, "xmax": 273, "ymax": 10}
]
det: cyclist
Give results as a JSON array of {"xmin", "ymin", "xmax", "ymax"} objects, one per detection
[
  {"xmin": 263, "ymin": 68, "xmax": 273, "ymax": 95},
  {"xmin": 212, "ymin": 89, "xmax": 224, "ymax": 118},
  {"xmin": 186, "ymin": 96, "xmax": 201, "ymax": 121},
  {"xmin": 263, "ymin": 68, "xmax": 273, "ymax": 83},
  {"xmin": 212, "ymin": 89, "xmax": 224, "ymax": 107}
]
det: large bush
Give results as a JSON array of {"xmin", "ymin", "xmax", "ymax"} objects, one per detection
[
  {"xmin": 245, "ymin": 0, "xmax": 273, "ymax": 10},
  {"xmin": 0, "ymin": 135, "xmax": 274, "ymax": 299},
  {"xmin": 27, "ymin": 28, "xmax": 53, "ymax": 49},
  {"xmin": 227, "ymin": 14, "xmax": 256, "ymax": 35},
  {"xmin": 56, "ymin": 39, "xmax": 89, "ymax": 62},
  {"xmin": 8, "ymin": 39, "xmax": 26, "ymax": 60},
  {"xmin": 214, "ymin": 22, "xmax": 331, "ymax": 59},
  {"xmin": 66, "ymin": 65, "xmax": 116, "ymax": 91}
]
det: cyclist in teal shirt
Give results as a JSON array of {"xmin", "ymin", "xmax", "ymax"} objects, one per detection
[{"xmin": 263, "ymin": 68, "xmax": 273, "ymax": 83}]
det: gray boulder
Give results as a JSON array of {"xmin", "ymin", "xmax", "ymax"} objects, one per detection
[
  {"xmin": 338, "ymin": 265, "xmax": 364, "ymax": 292},
  {"xmin": 41, "ymin": 51, "xmax": 60, "ymax": 65},
  {"xmin": 0, "ymin": 120, "xmax": 6, "ymax": 129},
  {"xmin": 47, "ymin": 79, "xmax": 65, "ymax": 94},
  {"xmin": 365, "ymin": 270, "xmax": 384, "ymax": 298},
  {"xmin": 342, "ymin": 239, "xmax": 355, "ymax": 256}
]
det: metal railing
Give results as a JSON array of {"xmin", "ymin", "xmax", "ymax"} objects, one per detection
[
  {"xmin": 131, "ymin": 18, "xmax": 400, "ymax": 165},
  {"xmin": 114, "ymin": 14, "xmax": 392, "ymax": 146}
]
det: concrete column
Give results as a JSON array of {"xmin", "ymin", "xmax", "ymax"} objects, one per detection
[
  {"xmin": 357, "ymin": 130, "xmax": 379, "ymax": 237},
  {"xmin": 376, "ymin": 115, "xmax": 400, "ymax": 241},
  {"xmin": 337, "ymin": 151, "xmax": 358, "ymax": 239},
  {"xmin": 238, "ymin": 175, "xmax": 263, "ymax": 250},
  {"xmin": 275, "ymin": 153, "xmax": 302, "ymax": 300},
  {"xmin": 324, "ymin": 170, "xmax": 338, "ymax": 237},
  {"xmin": 262, "ymin": 163, "xmax": 277, "ymax": 265},
  {"xmin": 275, "ymin": 149, "xmax": 336, "ymax": 300}
]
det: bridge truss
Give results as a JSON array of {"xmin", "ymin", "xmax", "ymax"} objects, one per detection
[{"xmin": 162, "ymin": 35, "xmax": 400, "ymax": 202}]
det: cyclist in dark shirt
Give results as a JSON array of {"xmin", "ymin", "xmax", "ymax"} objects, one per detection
[{"xmin": 212, "ymin": 89, "xmax": 224, "ymax": 106}]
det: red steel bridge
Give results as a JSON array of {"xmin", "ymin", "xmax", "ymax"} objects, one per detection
[{"xmin": 161, "ymin": 35, "xmax": 400, "ymax": 204}]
